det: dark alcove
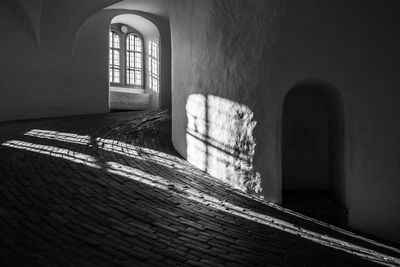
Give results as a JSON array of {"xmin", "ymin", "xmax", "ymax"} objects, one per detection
[{"xmin": 282, "ymin": 81, "xmax": 347, "ymax": 226}]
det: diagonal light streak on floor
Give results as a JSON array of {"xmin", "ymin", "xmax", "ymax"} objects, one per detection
[
  {"xmin": 2, "ymin": 139, "xmax": 400, "ymax": 266},
  {"xmin": 0, "ymin": 110, "xmax": 399, "ymax": 267},
  {"xmin": 19, "ymin": 129, "xmax": 400, "ymax": 256}
]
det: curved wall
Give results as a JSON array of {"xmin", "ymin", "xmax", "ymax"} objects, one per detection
[
  {"xmin": 0, "ymin": 0, "xmax": 171, "ymax": 122},
  {"xmin": 170, "ymin": 0, "xmax": 400, "ymax": 243}
]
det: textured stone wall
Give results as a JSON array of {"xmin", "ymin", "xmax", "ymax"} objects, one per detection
[
  {"xmin": 170, "ymin": 0, "xmax": 400, "ymax": 243},
  {"xmin": 186, "ymin": 94, "xmax": 261, "ymax": 194},
  {"xmin": 170, "ymin": 0, "xmax": 285, "ymax": 197},
  {"xmin": 0, "ymin": 0, "xmax": 119, "ymax": 121}
]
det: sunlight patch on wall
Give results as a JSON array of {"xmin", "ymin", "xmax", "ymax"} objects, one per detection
[{"xmin": 186, "ymin": 94, "xmax": 261, "ymax": 194}]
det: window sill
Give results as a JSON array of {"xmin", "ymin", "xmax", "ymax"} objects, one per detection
[{"xmin": 110, "ymin": 86, "xmax": 145, "ymax": 94}]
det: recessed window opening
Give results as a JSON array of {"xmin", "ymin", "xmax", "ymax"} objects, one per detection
[
  {"xmin": 109, "ymin": 23, "xmax": 144, "ymax": 88},
  {"xmin": 109, "ymin": 14, "xmax": 163, "ymax": 111}
]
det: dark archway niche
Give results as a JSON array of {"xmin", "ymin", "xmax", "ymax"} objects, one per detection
[{"xmin": 282, "ymin": 81, "xmax": 346, "ymax": 226}]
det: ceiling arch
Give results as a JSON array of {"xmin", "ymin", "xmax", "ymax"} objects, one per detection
[
  {"xmin": 39, "ymin": 0, "xmax": 121, "ymax": 50},
  {"xmin": 0, "ymin": 0, "xmax": 43, "ymax": 46},
  {"xmin": 0, "ymin": 0, "xmax": 171, "ymax": 49},
  {"xmin": 16, "ymin": 0, "xmax": 44, "ymax": 46},
  {"xmin": 111, "ymin": 14, "xmax": 160, "ymax": 40},
  {"xmin": 73, "ymin": 0, "xmax": 171, "ymax": 53},
  {"xmin": 104, "ymin": 0, "xmax": 171, "ymax": 19}
]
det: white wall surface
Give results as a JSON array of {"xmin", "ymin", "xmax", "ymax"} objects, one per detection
[
  {"xmin": 0, "ymin": 0, "xmax": 171, "ymax": 122},
  {"xmin": 170, "ymin": 0, "xmax": 400, "ymax": 244}
]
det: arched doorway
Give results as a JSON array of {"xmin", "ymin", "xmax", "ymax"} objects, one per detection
[{"xmin": 282, "ymin": 81, "xmax": 346, "ymax": 226}]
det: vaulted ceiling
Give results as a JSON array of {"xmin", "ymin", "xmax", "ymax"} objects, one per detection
[{"xmin": 0, "ymin": 0, "xmax": 171, "ymax": 48}]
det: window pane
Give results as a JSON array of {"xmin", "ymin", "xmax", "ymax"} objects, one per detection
[
  {"xmin": 152, "ymin": 43, "xmax": 156, "ymax": 57},
  {"xmin": 114, "ymin": 68, "xmax": 120, "ymax": 83},
  {"xmin": 126, "ymin": 33, "xmax": 143, "ymax": 86},
  {"xmin": 109, "ymin": 31, "xmax": 122, "ymax": 84},
  {"xmin": 148, "ymin": 41, "xmax": 159, "ymax": 92},
  {"xmin": 114, "ymin": 50, "xmax": 119, "ymax": 65},
  {"xmin": 135, "ymin": 36, "xmax": 142, "ymax": 52},
  {"xmin": 113, "ymin": 33, "xmax": 120, "ymax": 48}
]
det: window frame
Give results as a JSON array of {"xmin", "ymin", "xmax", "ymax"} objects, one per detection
[
  {"xmin": 148, "ymin": 41, "xmax": 160, "ymax": 93},
  {"xmin": 126, "ymin": 33, "xmax": 144, "ymax": 87},
  {"xmin": 109, "ymin": 24, "xmax": 145, "ymax": 89},
  {"xmin": 109, "ymin": 31, "xmax": 121, "ymax": 84}
]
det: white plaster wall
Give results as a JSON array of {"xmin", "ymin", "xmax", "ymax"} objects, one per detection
[
  {"xmin": 170, "ymin": 0, "xmax": 400, "ymax": 244},
  {"xmin": 105, "ymin": 0, "xmax": 170, "ymax": 19},
  {"xmin": 186, "ymin": 94, "xmax": 261, "ymax": 193},
  {"xmin": 110, "ymin": 91, "xmax": 150, "ymax": 110},
  {"xmin": 0, "ymin": 0, "xmax": 171, "ymax": 122},
  {"xmin": 170, "ymin": 0, "xmax": 285, "ymax": 198},
  {"xmin": 0, "ymin": 1, "xmax": 113, "ymax": 121}
]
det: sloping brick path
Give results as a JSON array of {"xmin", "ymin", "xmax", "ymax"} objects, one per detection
[{"xmin": 0, "ymin": 110, "xmax": 399, "ymax": 266}]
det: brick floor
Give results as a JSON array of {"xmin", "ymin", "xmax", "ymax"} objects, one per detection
[{"xmin": 0, "ymin": 110, "xmax": 399, "ymax": 266}]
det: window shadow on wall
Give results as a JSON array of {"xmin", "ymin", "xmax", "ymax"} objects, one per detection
[{"xmin": 185, "ymin": 94, "xmax": 261, "ymax": 194}]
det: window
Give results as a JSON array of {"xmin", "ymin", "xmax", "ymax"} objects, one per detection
[
  {"xmin": 148, "ymin": 41, "xmax": 159, "ymax": 92},
  {"xmin": 126, "ymin": 34, "xmax": 143, "ymax": 87},
  {"xmin": 109, "ymin": 25, "xmax": 144, "ymax": 88},
  {"xmin": 109, "ymin": 31, "xmax": 120, "ymax": 83}
]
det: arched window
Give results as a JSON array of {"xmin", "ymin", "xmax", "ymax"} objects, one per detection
[
  {"xmin": 126, "ymin": 33, "xmax": 143, "ymax": 87},
  {"xmin": 109, "ymin": 24, "xmax": 144, "ymax": 88},
  {"xmin": 109, "ymin": 31, "xmax": 120, "ymax": 83}
]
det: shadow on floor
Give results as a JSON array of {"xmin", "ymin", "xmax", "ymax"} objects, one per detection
[
  {"xmin": 0, "ymin": 110, "xmax": 398, "ymax": 266},
  {"xmin": 283, "ymin": 190, "xmax": 348, "ymax": 228}
]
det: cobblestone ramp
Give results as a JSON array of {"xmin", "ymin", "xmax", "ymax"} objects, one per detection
[{"xmin": 0, "ymin": 110, "xmax": 399, "ymax": 267}]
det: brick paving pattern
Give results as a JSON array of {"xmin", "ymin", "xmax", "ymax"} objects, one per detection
[{"xmin": 0, "ymin": 110, "xmax": 399, "ymax": 266}]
